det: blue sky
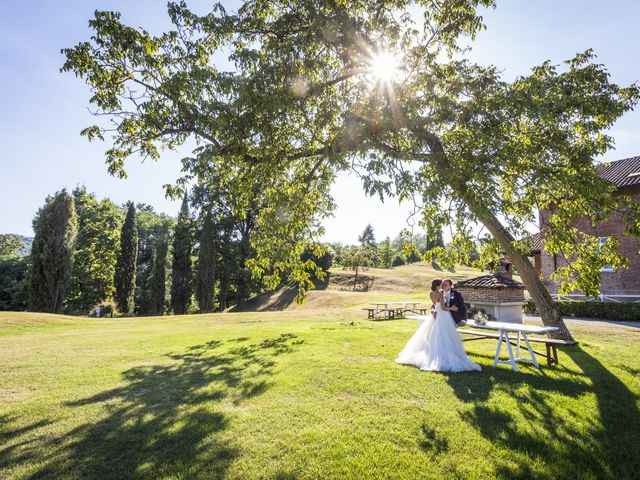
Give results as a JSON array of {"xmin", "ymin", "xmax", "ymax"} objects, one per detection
[{"xmin": 1, "ymin": 1, "xmax": 639, "ymax": 243}]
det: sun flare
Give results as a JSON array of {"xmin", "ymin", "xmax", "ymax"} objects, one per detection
[{"xmin": 369, "ymin": 50, "xmax": 401, "ymax": 84}]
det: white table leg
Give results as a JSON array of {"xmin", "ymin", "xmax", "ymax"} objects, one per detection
[
  {"xmin": 493, "ymin": 330, "xmax": 504, "ymax": 367},
  {"xmin": 522, "ymin": 333, "xmax": 540, "ymax": 368},
  {"xmin": 516, "ymin": 331, "xmax": 521, "ymax": 358},
  {"xmin": 503, "ymin": 332, "xmax": 517, "ymax": 371}
]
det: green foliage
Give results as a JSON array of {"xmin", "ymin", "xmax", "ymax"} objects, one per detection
[
  {"xmin": 0, "ymin": 255, "xmax": 29, "ymax": 310},
  {"xmin": 148, "ymin": 231, "xmax": 169, "ymax": 316},
  {"xmin": 171, "ymin": 194, "xmax": 193, "ymax": 315},
  {"xmin": 29, "ymin": 191, "xmax": 78, "ymax": 313},
  {"xmin": 526, "ymin": 299, "xmax": 640, "ymax": 322},
  {"xmin": 377, "ymin": 237, "xmax": 395, "ymax": 269},
  {"xmin": 342, "ymin": 246, "xmax": 377, "ymax": 290},
  {"xmin": 66, "ymin": 187, "xmax": 123, "ymax": 313},
  {"xmin": 90, "ymin": 299, "xmax": 117, "ymax": 318},
  {"xmin": 114, "ymin": 203, "xmax": 138, "ymax": 314},
  {"xmin": 134, "ymin": 205, "xmax": 175, "ymax": 315},
  {"xmin": 392, "ymin": 255, "xmax": 405, "ymax": 267},
  {"xmin": 195, "ymin": 211, "xmax": 216, "ymax": 313},
  {"xmin": 0, "ymin": 234, "xmax": 25, "ymax": 257},
  {"xmin": 358, "ymin": 224, "xmax": 377, "ymax": 249},
  {"xmin": 328, "ymin": 243, "xmax": 347, "ymax": 267},
  {"xmin": 301, "ymin": 246, "xmax": 333, "ymax": 276},
  {"xmin": 62, "ymin": 0, "xmax": 640, "ymax": 314}
]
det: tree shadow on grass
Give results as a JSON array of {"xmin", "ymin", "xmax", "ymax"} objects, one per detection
[
  {"xmin": 0, "ymin": 333, "xmax": 303, "ymax": 480},
  {"xmin": 444, "ymin": 346, "xmax": 640, "ymax": 479}
]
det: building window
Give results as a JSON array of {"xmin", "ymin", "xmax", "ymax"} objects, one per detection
[{"xmin": 598, "ymin": 237, "xmax": 614, "ymax": 272}]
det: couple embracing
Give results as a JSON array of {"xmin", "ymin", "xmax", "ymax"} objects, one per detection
[{"xmin": 396, "ymin": 278, "xmax": 481, "ymax": 372}]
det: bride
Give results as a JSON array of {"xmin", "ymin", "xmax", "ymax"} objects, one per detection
[{"xmin": 396, "ymin": 279, "xmax": 481, "ymax": 372}]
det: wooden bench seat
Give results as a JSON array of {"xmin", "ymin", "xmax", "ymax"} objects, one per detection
[
  {"xmin": 403, "ymin": 307, "xmax": 429, "ymax": 315},
  {"xmin": 363, "ymin": 308, "xmax": 376, "ymax": 319},
  {"xmin": 456, "ymin": 328, "xmax": 577, "ymax": 366}
]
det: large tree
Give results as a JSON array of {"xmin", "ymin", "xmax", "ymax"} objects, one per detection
[
  {"xmin": 67, "ymin": 187, "xmax": 123, "ymax": 313},
  {"xmin": 0, "ymin": 234, "xmax": 25, "ymax": 257},
  {"xmin": 29, "ymin": 191, "xmax": 78, "ymax": 313},
  {"xmin": 63, "ymin": 1, "xmax": 640, "ymax": 340},
  {"xmin": 135, "ymin": 204, "xmax": 175, "ymax": 314},
  {"xmin": 358, "ymin": 224, "xmax": 377, "ymax": 249},
  {"xmin": 171, "ymin": 193, "xmax": 193, "ymax": 314},
  {"xmin": 195, "ymin": 210, "xmax": 217, "ymax": 313},
  {"xmin": 0, "ymin": 236, "xmax": 29, "ymax": 311},
  {"xmin": 148, "ymin": 230, "xmax": 169, "ymax": 316},
  {"xmin": 114, "ymin": 202, "xmax": 138, "ymax": 314}
]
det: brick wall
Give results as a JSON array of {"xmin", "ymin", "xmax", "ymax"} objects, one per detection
[
  {"xmin": 539, "ymin": 188, "xmax": 640, "ymax": 295},
  {"xmin": 457, "ymin": 287, "xmax": 525, "ymax": 304}
]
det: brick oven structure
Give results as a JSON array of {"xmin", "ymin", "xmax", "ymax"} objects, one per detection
[{"xmin": 455, "ymin": 261, "xmax": 526, "ymax": 323}]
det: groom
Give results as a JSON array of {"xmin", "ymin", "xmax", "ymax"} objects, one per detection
[{"xmin": 441, "ymin": 278, "xmax": 467, "ymax": 326}]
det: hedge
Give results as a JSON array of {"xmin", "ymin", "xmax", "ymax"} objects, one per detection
[{"xmin": 524, "ymin": 299, "xmax": 640, "ymax": 321}]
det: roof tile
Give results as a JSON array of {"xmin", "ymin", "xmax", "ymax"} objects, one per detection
[
  {"xmin": 597, "ymin": 156, "xmax": 640, "ymax": 188},
  {"xmin": 456, "ymin": 274, "xmax": 525, "ymax": 290}
]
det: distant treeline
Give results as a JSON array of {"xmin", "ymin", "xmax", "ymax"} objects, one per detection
[
  {"xmin": 0, "ymin": 186, "xmax": 306, "ymax": 315},
  {"xmin": 0, "ymin": 190, "xmax": 442, "ymax": 315}
]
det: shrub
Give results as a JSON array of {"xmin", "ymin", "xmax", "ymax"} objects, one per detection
[
  {"xmin": 392, "ymin": 255, "xmax": 405, "ymax": 267},
  {"xmin": 525, "ymin": 299, "xmax": 640, "ymax": 321},
  {"xmin": 90, "ymin": 300, "xmax": 118, "ymax": 318}
]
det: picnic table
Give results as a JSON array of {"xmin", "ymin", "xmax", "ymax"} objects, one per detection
[
  {"xmin": 367, "ymin": 301, "xmax": 424, "ymax": 319},
  {"xmin": 463, "ymin": 320, "xmax": 560, "ymax": 371},
  {"xmin": 405, "ymin": 316, "xmax": 566, "ymax": 370}
]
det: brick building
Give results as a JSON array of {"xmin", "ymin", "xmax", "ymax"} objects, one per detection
[{"xmin": 533, "ymin": 156, "xmax": 640, "ymax": 300}]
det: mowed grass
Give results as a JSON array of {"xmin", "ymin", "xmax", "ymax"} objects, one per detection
[{"xmin": 1, "ymin": 309, "xmax": 639, "ymax": 479}]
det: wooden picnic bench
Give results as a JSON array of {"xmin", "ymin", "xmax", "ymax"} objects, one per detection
[
  {"xmin": 365, "ymin": 304, "xmax": 429, "ymax": 319},
  {"xmin": 456, "ymin": 328, "xmax": 577, "ymax": 367}
]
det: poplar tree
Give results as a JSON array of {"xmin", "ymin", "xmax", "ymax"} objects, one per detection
[
  {"xmin": 171, "ymin": 193, "xmax": 192, "ymax": 314},
  {"xmin": 114, "ymin": 202, "xmax": 138, "ymax": 314},
  {"xmin": 195, "ymin": 211, "xmax": 216, "ymax": 313},
  {"xmin": 29, "ymin": 190, "xmax": 78, "ymax": 313},
  {"xmin": 148, "ymin": 231, "xmax": 169, "ymax": 316}
]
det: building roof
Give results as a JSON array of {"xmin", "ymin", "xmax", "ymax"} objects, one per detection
[
  {"xmin": 596, "ymin": 155, "xmax": 640, "ymax": 189},
  {"xmin": 456, "ymin": 274, "xmax": 525, "ymax": 290},
  {"xmin": 523, "ymin": 232, "xmax": 543, "ymax": 254},
  {"xmin": 499, "ymin": 232, "xmax": 543, "ymax": 255}
]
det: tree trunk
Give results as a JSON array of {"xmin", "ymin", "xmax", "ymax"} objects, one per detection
[
  {"xmin": 418, "ymin": 128, "xmax": 574, "ymax": 341},
  {"xmin": 466, "ymin": 200, "xmax": 574, "ymax": 341},
  {"xmin": 354, "ymin": 265, "xmax": 359, "ymax": 291}
]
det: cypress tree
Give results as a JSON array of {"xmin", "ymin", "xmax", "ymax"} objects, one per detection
[
  {"xmin": 171, "ymin": 193, "xmax": 192, "ymax": 314},
  {"xmin": 195, "ymin": 211, "xmax": 216, "ymax": 313},
  {"xmin": 29, "ymin": 190, "xmax": 78, "ymax": 313},
  {"xmin": 114, "ymin": 203, "xmax": 138, "ymax": 314},
  {"xmin": 148, "ymin": 231, "xmax": 169, "ymax": 316}
]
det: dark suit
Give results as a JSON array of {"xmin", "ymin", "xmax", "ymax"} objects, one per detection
[{"xmin": 445, "ymin": 289, "xmax": 467, "ymax": 325}]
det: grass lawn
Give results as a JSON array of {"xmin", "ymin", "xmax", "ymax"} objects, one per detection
[{"xmin": 1, "ymin": 310, "xmax": 639, "ymax": 479}]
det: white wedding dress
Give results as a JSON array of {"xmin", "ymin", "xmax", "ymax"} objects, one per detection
[{"xmin": 396, "ymin": 304, "xmax": 481, "ymax": 372}]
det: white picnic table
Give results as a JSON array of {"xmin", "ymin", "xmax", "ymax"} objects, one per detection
[
  {"xmin": 405, "ymin": 316, "xmax": 559, "ymax": 371},
  {"xmin": 370, "ymin": 301, "xmax": 422, "ymax": 319},
  {"xmin": 464, "ymin": 320, "xmax": 559, "ymax": 371}
]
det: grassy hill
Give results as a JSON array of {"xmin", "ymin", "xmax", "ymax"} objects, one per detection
[
  {"xmin": 235, "ymin": 262, "xmax": 482, "ymax": 312},
  {"xmin": 1, "ymin": 303, "xmax": 639, "ymax": 479}
]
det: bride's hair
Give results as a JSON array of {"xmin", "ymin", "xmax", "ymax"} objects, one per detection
[{"xmin": 431, "ymin": 279, "xmax": 442, "ymax": 291}]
